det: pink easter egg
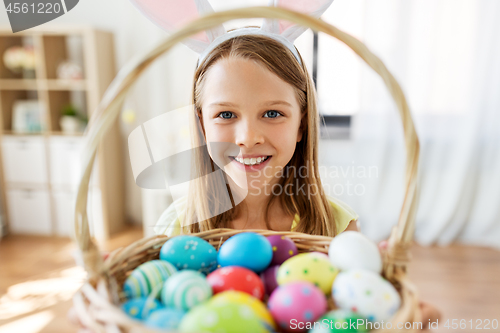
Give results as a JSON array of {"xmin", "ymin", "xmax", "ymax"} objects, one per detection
[
  {"xmin": 267, "ymin": 235, "xmax": 298, "ymax": 265},
  {"xmin": 268, "ymin": 281, "xmax": 327, "ymax": 332},
  {"xmin": 260, "ymin": 265, "xmax": 279, "ymax": 296}
]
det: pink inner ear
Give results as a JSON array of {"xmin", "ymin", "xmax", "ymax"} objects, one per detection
[
  {"xmin": 275, "ymin": 0, "xmax": 329, "ymax": 33},
  {"xmin": 134, "ymin": 0, "xmax": 209, "ymax": 43},
  {"xmin": 279, "ymin": 20, "xmax": 295, "ymax": 34}
]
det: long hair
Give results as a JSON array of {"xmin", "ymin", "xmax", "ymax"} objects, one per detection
[{"xmin": 181, "ymin": 34, "xmax": 337, "ymax": 237}]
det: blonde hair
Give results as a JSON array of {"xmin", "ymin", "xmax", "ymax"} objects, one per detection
[{"xmin": 181, "ymin": 34, "xmax": 337, "ymax": 237}]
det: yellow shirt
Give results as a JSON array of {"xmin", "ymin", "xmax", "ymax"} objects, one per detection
[{"xmin": 154, "ymin": 195, "xmax": 358, "ymax": 237}]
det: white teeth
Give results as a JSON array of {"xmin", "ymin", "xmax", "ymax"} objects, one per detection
[{"xmin": 234, "ymin": 156, "xmax": 269, "ymax": 166}]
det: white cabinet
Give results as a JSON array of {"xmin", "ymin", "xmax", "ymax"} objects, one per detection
[
  {"xmin": 0, "ymin": 28, "xmax": 123, "ymax": 240},
  {"xmin": 48, "ymin": 136, "xmax": 99, "ymax": 190},
  {"xmin": 2, "ymin": 136, "xmax": 48, "ymax": 185},
  {"xmin": 48, "ymin": 136, "xmax": 84, "ymax": 189},
  {"xmin": 52, "ymin": 188, "xmax": 103, "ymax": 238},
  {"xmin": 52, "ymin": 190, "xmax": 75, "ymax": 236},
  {"xmin": 6, "ymin": 189, "xmax": 52, "ymax": 235},
  {"xmin": 2, "ymin": 135, "xmax": 102, "ymax": 236}
]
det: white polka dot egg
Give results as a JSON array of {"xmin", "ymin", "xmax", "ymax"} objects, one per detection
[{"xmin": 332, "ymin": 269, "xmax": 401, "ymax": 322}]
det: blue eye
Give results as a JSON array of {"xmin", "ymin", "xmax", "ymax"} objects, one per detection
[
  {"xmin": 264, "ymin": 110, "xmax": 282, "ymax": 118},
  {"xmin": 218, "ymin": 111, "xmax": 234, "ymax": 119}
]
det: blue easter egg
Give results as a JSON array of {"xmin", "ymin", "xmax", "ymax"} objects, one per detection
[
  {"xmin": 121, "ymin": 297, "xmax": 162, "ymax": 320},
  {"xmin": 123, "ymin": 260, "xmax": 177, "ymax": 299},
  {"xmin": 145, "ymin": 307, "xmax": 185, "ymax": 330},
  {"xmin": 160, "ymin": 235, "xmax": 218, "ymax": 274},
  {"xmin": 218, "ymin": 232, "xmax": 273, "ymax": 273}
]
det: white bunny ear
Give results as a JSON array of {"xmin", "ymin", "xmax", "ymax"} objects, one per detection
[
  {"xmin": 129, "ymin": 0, "xmax": 226, "ymax": 54},
  {"xmin": 262, "ymin": 0, "xmax": 334, "ymax": 43}
]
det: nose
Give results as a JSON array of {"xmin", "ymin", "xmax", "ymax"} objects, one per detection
[{"xmin": 235, "ymin": 119, "xmax": 264, "ymax": 149}]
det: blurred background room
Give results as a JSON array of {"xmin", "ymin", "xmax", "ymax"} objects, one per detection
[{"xmin": 0, "ymin": 0, "xmax": 499, "ymax": 332}]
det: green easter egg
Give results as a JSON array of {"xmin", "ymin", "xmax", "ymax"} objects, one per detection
[
  {"xmin": 179, "ymin": 301, "xmax": 270, "ymax": 333},
  {"xmin": 210, "ymin": 291, "xmax": 275, "ymax": 329},
  {"xmin": 308, "ymin": 310, "xmax": 369, "ymax": 332}
]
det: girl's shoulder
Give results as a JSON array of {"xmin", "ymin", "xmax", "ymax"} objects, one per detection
[
  {"xmin": 292, "ymin": 196, "xmax": 359, "ymax": 234},
  {"xmin": 154, "ymin": 196, "xmax": 188, "ymax": 237},
  {"xmin": 326, "ymin": 195, "xmax": 359, "ymax": 233},
  {"xmin": 326, "ymin": 195, "xmax": 359, "ymax": 223}
]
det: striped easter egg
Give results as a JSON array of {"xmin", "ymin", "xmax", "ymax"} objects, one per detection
[
  {"xmin": 123, "ymin": 260, "xmax": 177, "ymax": 299},
  {"xmin": 161, "ymin": 270, "xmax": 212, "ymax": 311}
]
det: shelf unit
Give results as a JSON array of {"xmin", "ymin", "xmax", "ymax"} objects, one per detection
[{"xmin": 0, "ymin": 26, "xmax": 124, "ymax": 242}]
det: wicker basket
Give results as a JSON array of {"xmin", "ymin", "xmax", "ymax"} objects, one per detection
[{"xmin": 72, "ymin": 6, "xmax": 421, "ymax": 333}]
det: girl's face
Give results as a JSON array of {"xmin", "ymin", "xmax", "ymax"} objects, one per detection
[{"xmin": 200, "ymin": 57, "xmax": 304, "ymax": 194}]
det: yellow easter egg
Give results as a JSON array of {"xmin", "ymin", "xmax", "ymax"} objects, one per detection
[
  {"xmin": 210, "ymin": 290, "xmax": 276, "ymax": 329},
  {"xmin": 277, "ymin": 252, "xmax": 339, "ymax": 294}
]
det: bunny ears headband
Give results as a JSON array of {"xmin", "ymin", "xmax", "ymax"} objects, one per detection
[{"xmin": 129, "ymin": 0, "xmax": 334, "ymax": 66}]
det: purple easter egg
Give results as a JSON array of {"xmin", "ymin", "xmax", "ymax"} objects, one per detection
[
  {"xmin": 267, "ymin": 235, "xmax": 298, "ymax": 265},
  {"xmin": 260, "ymin": 265, "xmax": 280, "ymax": 296},
  {"xmin": 268, "ymin": 281, "xmax": 327, "ymax": 332}
]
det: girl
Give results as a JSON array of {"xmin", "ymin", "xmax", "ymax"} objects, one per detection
[
  {"xmin": 154, "ymin": 33, "xmax": 360, "ymax": 238},
  {"xmin": 151, "ymin": 32, "xmax": 440, "ymax": 327}
]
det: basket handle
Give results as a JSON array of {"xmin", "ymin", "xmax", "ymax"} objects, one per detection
[{"xmin": 74, "ymin": 6, "xmax": 419, "ymax": 279}]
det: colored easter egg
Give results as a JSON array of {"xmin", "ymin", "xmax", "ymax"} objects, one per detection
[
  {"xmin": 161, "ymin": 270, "xmax": 212, "ymax": 310},
  {"xmin": 267, "ymin": 235, "xmax": 298, "ymax": 265},
  {"xmin": 268, "ymin": 281, "xmax": 327, "ymax": 332},
  {"xmin": 178, "ymin": 301, "xmax": 269, "ymax": 333},
  {"xmin": 277, "ymin": 253, "xmax": 339, "ymax": 294},
  {"xmin": 260, "ymin": 265, "xmax": 279, "ymax": 296},
  {"xmin": 308, "ymin": 310, "xmax": 369, "ymax": 332},
  {"xmin": 145, "ymin": 308, "xmax": 185, "ymax": 330},
  {"xmin": 218, "ymin": 232, "xmax": 272, "ymax": 273},
  {"xmin": 328, "ymin": 231, "xmax": 382, "ymax": 273},
  {"xmin": 160, "ymin": 235, "xmax": 218, "ymax": 274},
  {"xmin": 332, "ymin": 269, "xmax": 401, "ymax": 322},
  {"xmin": 207, "ymin": 266, "xmax": 265, "ymax": 300},
  {"xmin": 123, "ymin": 260, "xmax": 177, "ymax": 299},
  {"xmin": 121, "ymin": 297, "xmax": 162, "ymax": 320},
  {"xmin": 210, "ymin": 291, "xmax": 276, "ymax": 329}
]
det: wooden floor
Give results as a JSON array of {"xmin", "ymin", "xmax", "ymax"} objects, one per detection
[{"xmin": 0, "ymin": 227, "xmax": 499, "ymax": 332}]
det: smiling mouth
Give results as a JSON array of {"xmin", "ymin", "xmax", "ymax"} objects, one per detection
[{"xmin": 230, "ymin": 156, "xmax": 271, "ymax": 166}]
